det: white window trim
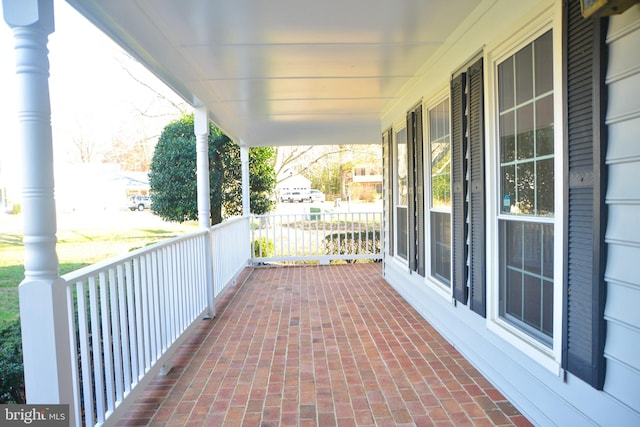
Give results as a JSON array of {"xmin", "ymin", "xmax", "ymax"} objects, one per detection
[
  {"xmin": 484, "ymin": 2, "xmax": 564, "ymax": 375},
  {"xmin": 423, "ymin": 91, "xmax": 454, "ymax": 299}
]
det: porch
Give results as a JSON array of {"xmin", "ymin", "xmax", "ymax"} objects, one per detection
[{"xmin": 116, "ymin": 263, "xmax": 531, "ymax": 427}]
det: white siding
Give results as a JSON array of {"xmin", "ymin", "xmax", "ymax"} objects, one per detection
[{"xmin": 604, "ymin": 3, "xmax": 640, "ymax": 413}]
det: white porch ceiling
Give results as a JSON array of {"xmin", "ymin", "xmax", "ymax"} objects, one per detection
[{"xmin": 65, "ymin": 0, "xmax": 482, "ymax": 147}]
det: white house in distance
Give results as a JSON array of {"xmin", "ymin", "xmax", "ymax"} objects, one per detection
[
  {"xmin": 3, "ymin": 0, "xmax": 640, "ymax": 425},
  {"xmin": 277, "ymin": 171, "xmax": 311, "ymax": 196}
]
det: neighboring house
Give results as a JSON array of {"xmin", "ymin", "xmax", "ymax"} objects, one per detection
[
  {"xmin": 4, "ymin": 0, "xmax": 640, "ymax": 425},
  {"xmin": 277, "ymin": 172, "xmax": 311, "ymax": 195},
  {"xmin": 352, "ymin": 164, "xmax": 382, "ymax": 197}
]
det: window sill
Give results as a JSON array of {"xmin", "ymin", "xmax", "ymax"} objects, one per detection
[{"xmin": 487, "ymin": 317, "xmax": 562, "ymax": 376}]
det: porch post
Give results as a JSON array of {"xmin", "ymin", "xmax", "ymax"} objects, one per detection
[
  {"xmin": 194, "ymin": 106, "xmax": 215, "ymax": 317},
  {"xmin": 240, "ymin": 145, "xmax": 250, "ymax": 216},
  {"xmin": 3, "ymin": 0, "xmax": 75, "ymax": 418}
]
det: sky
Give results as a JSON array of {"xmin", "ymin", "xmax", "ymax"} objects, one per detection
[{"xmin": 0, "ymin": 0, "xmax": 185, "ymax": 199}]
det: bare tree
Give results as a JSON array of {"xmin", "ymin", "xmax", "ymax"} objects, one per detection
[{"xmin": 69, "ymin": 130, "xmax": 100, "ymax": 163}]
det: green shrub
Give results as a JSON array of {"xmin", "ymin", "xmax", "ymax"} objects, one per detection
[
  {"xmin": 0, "ymin": 318, "xmax": 25, "ymax": 404},
  {"xmin": 11, "ymin": 204, "xmax": 21, "ymax": 215},
  {"xmin": 253, "ymin": 237, "xmax": 274, "ymax": 258}
]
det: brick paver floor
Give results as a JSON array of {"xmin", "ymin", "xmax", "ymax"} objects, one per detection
[{"xmin": 116, "ymin": 263, "xmax": 532, "ymax": 426}]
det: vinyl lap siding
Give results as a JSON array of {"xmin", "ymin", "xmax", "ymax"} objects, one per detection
[{"xmin": 604, "ymin": 4, "xmax": 640, "ymax": 413}]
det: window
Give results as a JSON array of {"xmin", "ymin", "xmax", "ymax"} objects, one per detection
[
  {"xmin": 497, "ymin": 30, "xmax": 554, "ymax": 346},
  {"xmin": 428, "ymin": 99, "xmax": 451, "ymax": 285},
  {"xmin": 395, "ymin": 127, "xmax": 408, "ymax": 260}
]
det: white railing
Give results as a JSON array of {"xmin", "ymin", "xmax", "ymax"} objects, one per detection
[
  {"xmin": 211, "ymin": 216, "xmax": 250, "ymax": 296},
  {"xmin": 62, "ymin": 230, "xmax": 210, "ymax": 427},
  {"xmin": 250, "ymin": 211, "xmax": 382, "ymax": 264},
  {"xmin": 48, "ymin": 212, "xmax": 377, "ymax": 426}
]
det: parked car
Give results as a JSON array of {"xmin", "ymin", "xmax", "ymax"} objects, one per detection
[
  {"xmin": 309, "ymin": 189, "xmax": 326, "ymax": 202},
  {"xmin": 128, "ymin": 195, "xmax": 151, "ymax": 211},
  {"xmin": 280, "ymin": 191, "xmax": 312, "ymax": 203}
]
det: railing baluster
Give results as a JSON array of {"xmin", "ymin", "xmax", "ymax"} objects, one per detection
[
  {"xmin": 151, "ymin": 252, "xmax": 162, "ymax": 361},
  {"xmin": 109, "ymin": 267, "xmax": 124, "ymax": 403},
  {"xmin": 140, "ymin": 255, "xmax": 152, "ymax": 372},
  {"xmin": 65, "ymin": 285, "xmax": 82, "ymax": 426},
  {"xmin": 158, "ymin": 247, "xmax": 167, "ymax": 352},
  {"xmin": 99, "ymin": 271, "xmax": 116, "ymax": 414},
  {"xmin": 117, "ymin": 264, "xmax": 131, "ymax": 395},
  {"xmin": 76, "ymin": 280, "xmax": 95, "ymax": 426},
  {"xmin": 125, "ymin": 260, "xmax": 138, "ymax": 386},
  {"xmin": 88, "ymin": 276, "xmax": 106, "ymax": 423}
]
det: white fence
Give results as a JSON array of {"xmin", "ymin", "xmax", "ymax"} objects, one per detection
[
  {"xmin": 211, "ymin": 216, "xmax": 250, "ymax": 296},
  {"xmin": 250, "ymin": 211, "xmax": 382, "ymax": 264},
  {"xmin": 61, "ymin": 230, "xmax": 212, "ymax": 426}
]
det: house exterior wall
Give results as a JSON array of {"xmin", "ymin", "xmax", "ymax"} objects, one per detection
[
  {"xmin": 603, "ymin": 3, "xmax": 640, "ymax": 414},
  {"xmin": 276, "ymin": 174, "xmax": 311, "ymax": 192},
  {"xmin": 381, "ymin": 0, "xmax": 640, "ymax": 425}
]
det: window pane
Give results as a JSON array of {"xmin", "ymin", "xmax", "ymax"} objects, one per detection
[
  {"xmin": 542, "ymin": 280, "xmax": 554, "ymax": 336},
  {"xmin": 498, "ymin": 32, "xmax": 554, "ymax": 218},
  {"xmin": 430, "ymin": 99, "xmax": 451, "ymax": 208},
  {"xmin": 395, "ymin": 128, "xmax": 408, "ymax": 261},
  {"xmin": 515, "ymin": 44, "xmax": 533, "ymax": 105},
  {"xmin": 396, "ymin": 206, "xmax": 408, "ymax": 260},
  {"xmin": 543, "ymin": 226, "xmax": 554, "ymax": 278},
  {"xmin": 500, "ymin": 221, "xmax": 554, "ymax": 345},
  {"xmin": 523, "ymin": 274, "xmax": 542, "ymax": 330},
  {"xmin": 498, "ymin": 57, "xmax": 515, "ymax": 111},
  {"xmin": 506, "ymin": 269, "xmax": 523, "ymax": 318},
  {"xmin": 516, "ymin": 103, "xmax": 534, "ymax": 160},
  {"xmin": 506, "ymin": 221, "xmax": 523, "ymax": 268},
  {"xmin": 396, "ymin": 128, "xmax": 407, "ymax": 206},
  {"xmin": 500, "ymin": 111, "xmax": 515, "ymax": 163},
  {"xmin": 536, "ymin": 94, "xmax": 554, "ymax": 156},
  {"xmin": 501, "ymin": 164, "xmax": 515, "ymax": 213},
  {"xmin": 535, "ymin": 30, "xmax": 553, "ymax": 96},
  {"xmin": 523, "ymin": 222, "xmax": 542, "ymax": 275},
  {"xmin": 430, "ymin": 212, "xmax": 451, "ymax": 284},
  {"xmin": 516, "ymin": 161, "xmax": 535, "ymax": 215},
  {"xmin": 536, "ymin": 158, "xmax": 554, "ymax": 215}
]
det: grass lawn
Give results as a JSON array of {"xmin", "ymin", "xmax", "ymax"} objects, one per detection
[{"xmin": 0, "ymin": 218, "xmax": 198, "ymax": 321}]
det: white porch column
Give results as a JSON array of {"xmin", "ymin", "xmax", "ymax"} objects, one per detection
[
  {"xmin": 241, "ymin": 146, "xmax": 250, "ymax": 216},
  {"xmin": 194, "ymin": 106, "xmax": 215, "ymax": 317},
  {"xmin": 3, "ymin": 0, "xmax": 75, "ymax": 418}
]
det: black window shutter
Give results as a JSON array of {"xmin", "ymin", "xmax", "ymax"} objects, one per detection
[
  {"xmin": 562, "ymin": 0, "xmax": 608, "ymax": 390},
  {"xmin": 451, "ymin": 73, "xmax": 468, "ymax": 304},
  {"xmin": 383, "ymin": 129, "xmax": 394, "ymax": 257},
  {"xmin": 407, "ymin": 111, "xmax": 417, "ymax": 272},
  {"xmin": 414, "ymin": 105, "xmax": 425, "ymax": 277},
  {"xmin": 468, "ymin": 59, "xmax": 486, "ymax": 317}
]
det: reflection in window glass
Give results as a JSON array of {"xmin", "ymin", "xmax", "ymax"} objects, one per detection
[
  {"xmin": 429, "ymin": 99, "xmax": 451, "ymax": 285},
  {"xmin": 395, "ymin": 128, "xmax": 408, "ymax": 260},
  {"xmin": 396, "ymin": 128, "xmax": 408, "ymax": 206},
  {"xmin": 500, "ymin": 221, "xmax": 554, "ymax": 343},
  {"xmin": 497, "ymin": 30, "xmax": 555, "ymax": 346},
  {"xmin": 498, "ymin": 30, "xmax": 554, "ymax": 217}
]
